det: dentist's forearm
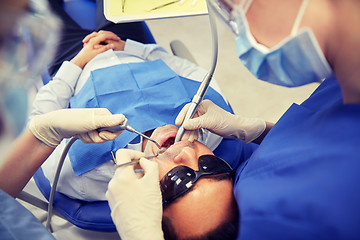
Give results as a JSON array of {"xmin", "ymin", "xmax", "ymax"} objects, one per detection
[{"xmin": 0, "ymin": 129, "xmax": 54, "ymax": 198}]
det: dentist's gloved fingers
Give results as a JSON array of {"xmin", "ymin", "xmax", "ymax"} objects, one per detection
[
  {"xmin": 92, "ymin": 109, "xmax": 126, "ymax": 128},
  {"xmin": 175, "ymin": 100, "xmax": 211, "ymax": 127},
  {"xmin": 29, "ymin": 108, "xmax": 126, "ymax": 148},
  {"xmin": 176, "ymin": 100, "xmax": 267, "ymax": 143},
  {"xmin": 106, "ymin": 155, "xmax": 164, "ymax": 240},
  {"xmin": 77, "ymin": 130, "xmax": 121, "ymax": 144},
  {"xmin": 115, "ymin": 149, "xmax": 145, "ymax": 168},
  {"xmin": 175, "ymin": 103, "xmax": 190, "ymax": 125},
  {"xmin": 98, "ymin": 131, "xmax": 121, "ymax": 141},
  {"xmin": 77, "ymin": 109, "xmax": 126, "ymax": 143},
  {"xmin": 181, "ymin": 129, "xmax": 198, "ymax": 142},
  {"xmin": 138, "ymin": 158, "xmax": 160, "ymax": 182},
  {"xmin": 176, "ymin": 100, "xmax": 221, "ymax": 130}
]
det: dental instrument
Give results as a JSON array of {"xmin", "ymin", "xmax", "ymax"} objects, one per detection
[
  {"xmin": 149, "ymin": 0, "xmax": 181, "ymax": 11},
  {"xmin": 114, "ymin": 147, "xmax": 167, "ymax": 168},
  {"xmin": 98, "ymin": 118, "xmax": 162, "ymax": 149},
  {"xmin": 174, "ymin": 0, "xmax": 218, "ymax": 143},
  {"xmin": 109, "ymin": 143, "xmax": 167, "ymax": 168}
]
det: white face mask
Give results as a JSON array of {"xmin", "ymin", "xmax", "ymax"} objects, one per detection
[
  {"xmin": 209, "ymin": 0, "xmax": 333, "ymax": 87},
  {"xmin": 0, "ymin": 0, "xmax": 61, "ymax": 160}
]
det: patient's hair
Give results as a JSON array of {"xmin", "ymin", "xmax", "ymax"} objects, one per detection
[
  {"xmin": 162, "ymin": 175, "xmax": 240, "ymax": 240},
  {"xmin": 162, "ymin": 207, "xmax": 239, "ymax": 240}
]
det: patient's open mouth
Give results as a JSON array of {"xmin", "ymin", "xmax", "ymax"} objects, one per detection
[{"xmin": 161, "ymin": 137, "xmax": 175, "ymax": 148}]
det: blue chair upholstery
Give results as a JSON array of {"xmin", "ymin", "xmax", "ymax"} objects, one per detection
[
  {"xmin": 63, "ymin": 0, "xmax": 97, "ymax": 30},
  {"xmin": 34, "ymin": 168, "xmax": 115, "ymax": 231},
  {"xmin": 63, "ymin": 0, "xmax": 156, "ymax": 44}
]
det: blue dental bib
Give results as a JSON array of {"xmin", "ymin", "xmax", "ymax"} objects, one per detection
[{"xmin": 68, "ymin": 59, "xmax": 230, "ymax": 175}]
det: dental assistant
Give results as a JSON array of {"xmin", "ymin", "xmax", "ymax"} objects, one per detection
[
  {"xmin": 106, "ymin": 0, "xmax": 360, "ymax": 239},
  {"xmin": 0, "ymin": 0, "xmax": 160, "ymax": 239}
]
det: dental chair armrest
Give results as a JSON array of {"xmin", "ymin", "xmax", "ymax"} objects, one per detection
[{"xmin": 170, "ymin": 40, "xmax": 198, "ymax": 65}]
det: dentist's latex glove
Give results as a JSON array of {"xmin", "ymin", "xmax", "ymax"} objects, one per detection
[
  {"xmin": 176, "ymin": 100, "xmax": 266, "ymax": 143},
  {"xmin": 181, "ymin": 129, "xmax": 199, "ymax": 142},
  {"xmin": 29, "ymin": 108, "xmax": 126, "ymax": 148},
  {"xmin": 106, "ymin": 149, "xmax": 164, "ymax": 240}
]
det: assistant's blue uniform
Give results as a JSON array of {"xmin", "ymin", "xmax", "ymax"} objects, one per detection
[
  {"xmin": 232, "ymin": 77, "xmax": 360, "ymax": 240},
  {"xmin": 0, "ymin": 190, "xmax": 55, "ymax": 240}
]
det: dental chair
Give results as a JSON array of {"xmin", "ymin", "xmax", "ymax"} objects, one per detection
[{"xmin": 19, "ymin": 0, "xmax": 249, "ymax": 234}]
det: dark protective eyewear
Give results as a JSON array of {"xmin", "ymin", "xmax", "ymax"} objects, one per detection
[{"xmin": 160, "ymin": 155, "xmax": 233, "ymax": 206}]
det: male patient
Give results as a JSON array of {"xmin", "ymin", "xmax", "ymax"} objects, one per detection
[
  {"xmin": 31, "ymin": 31, "xmax": 239, "ymax": 239},
  {"xmin": 143, "ymin": 124, "xmax": 239, "ymax": 239}
]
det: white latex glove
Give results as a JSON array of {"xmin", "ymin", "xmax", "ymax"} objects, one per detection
[
  {"xmin": 181, "ymin": 129, "xmax": 199, "ymax": 142},
  {"xmin": 29, "ymin": 108, "xmax": 126, "ymax": 147},
  {"xmin": 176, "ymin": 100, "xmax": 266, "ymax": 143},
  {"xmin": 106, "ymin": 149, "xmax": 164, "ymax": 240}
]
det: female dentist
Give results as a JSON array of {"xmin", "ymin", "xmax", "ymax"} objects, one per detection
[
  {"xmin": 106, "ymin": 0, "xmax": 360, "ymax": 239},
  {"xmin": 0, "ymin": 0, "xmax": 158, "ymax": 239}
]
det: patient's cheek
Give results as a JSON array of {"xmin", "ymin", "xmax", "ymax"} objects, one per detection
[
  {"xmin": 194, "ymin": 141, "xmax": 215, "ymax": 156},
  {"xmin": 154, "ymin": 159, "xmax": 176, "ymax": 180},
  {"xmin": 142, "ymin": 138, "xmax": 149, "ymax": 153}
]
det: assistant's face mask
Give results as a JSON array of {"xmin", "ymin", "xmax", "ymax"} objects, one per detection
[
  {"xmin": 0, "ymin": 0, "xmax": 61, "ymax": 160},
  {"xmin": 208, "ymin": 0, "xmax": 333, "ymax": 87}
]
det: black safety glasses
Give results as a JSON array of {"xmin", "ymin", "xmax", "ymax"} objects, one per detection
[{"xmin": 160, "ymin": 155, "xmax": 233, "ymax": 206}]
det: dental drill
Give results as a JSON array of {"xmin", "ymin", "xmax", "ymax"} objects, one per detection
[{"xmin": 174, "ymin": 0, "xmax": 218, "ymax": 143}]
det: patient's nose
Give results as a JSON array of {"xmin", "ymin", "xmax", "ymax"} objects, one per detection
[{"xmin": 173, "ymin": 147, "xmax": 199, "ymax": 170}]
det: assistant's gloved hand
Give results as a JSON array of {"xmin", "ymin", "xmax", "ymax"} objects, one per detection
[
  {"xmin": 106, "ymin": 149, "xmax": 164, "ymax": 240},
  {"xmin": 176, "ymin": 99, "xmax": 266, "ymax": 143},
  {"xmin": 29, "ymin": 108, "xmax": 126, "ymax": 148}
]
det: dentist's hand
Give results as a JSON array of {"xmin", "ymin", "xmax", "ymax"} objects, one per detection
[
  {"xmin": 29, "ymin": 108, "xmax": 126, "ymax": 148},
  {"xmin": 176, "ymin": 100, "xmax": 266, "ymax": 143},
  {"xmin": 106, "ymin": 149, "xmax": 164, "ymax": 240}
]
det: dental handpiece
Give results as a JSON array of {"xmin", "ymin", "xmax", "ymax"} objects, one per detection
[
  {"xmin": 174, "ymin": 2, "xmax": 218, "ymax": 143},
  {"xmin": 98, "ymin": 119, "xmax": 162, "ymax": 149}
]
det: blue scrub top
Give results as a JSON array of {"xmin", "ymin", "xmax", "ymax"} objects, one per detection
[
  {"xmin": 0, "ymin": 190, "xmax": 55, "ymax": 240},
  {"xmin": 233, "ymin": 77, "xmax": 360, "ymax": 239}
]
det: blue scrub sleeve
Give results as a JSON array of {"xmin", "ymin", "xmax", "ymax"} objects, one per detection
[{"xmin": 0, "ymin": 190, "xmax": 55, "ymax": 240}]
